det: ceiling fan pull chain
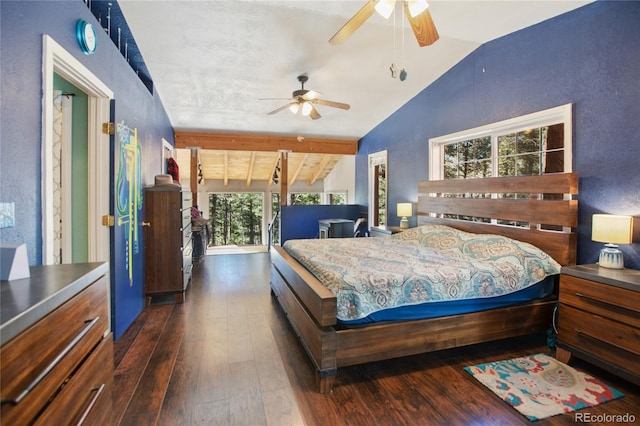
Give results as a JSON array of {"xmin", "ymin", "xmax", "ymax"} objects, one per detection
[
  {"xmin": 400, "ymin": 6, "xmax": 408, "ymax": 81},
  {"xmin": 390, "ymin": 4, "xmax": 398, "ymax": 79}
]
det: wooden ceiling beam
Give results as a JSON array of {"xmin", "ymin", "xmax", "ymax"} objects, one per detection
[
  {"xmin": 288, "ymin": 154, "xmax": 308, "ymax": 187},
  {"xmin": 175, "ymin": 131, "xmax": 358, "ymax": 155},
  {"xmin": 223, "ymin": 151, "xmax": 229, "ymax": 186},
  {"xmin": 309, "ymin": 155, "xmax": 331, "ymax": 186},
  {"xmin": 246, "ymin": 152, "xmax": 256, "ymax": 187}
]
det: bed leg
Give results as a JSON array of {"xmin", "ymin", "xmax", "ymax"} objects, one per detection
[
  {"xmin": 316, "ymin": 370, "xmax": 336, "ymax": 394},
  {"xmin": 555, "ymin": 346, "xmax": 572, "ymax": 364}
]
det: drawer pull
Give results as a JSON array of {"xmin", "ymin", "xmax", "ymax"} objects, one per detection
[
  {"xmin": 574, "ymin": 328, "xmax": 640, "ymax": 357},
  {"xmin": 574, "ymin": 292, "xmax": 638, "ymax": 316},
  {"xmin": 1, "ymin": 317, "xmax": 100, "ymax": 406},
  {"xmin": 76, "ymin": 383, "xmax": 105, "ymax": 426}
]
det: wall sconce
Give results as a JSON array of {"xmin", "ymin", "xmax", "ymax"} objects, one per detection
[
  {"xmin": 592, "ymin": 214, "xmax": 633, "ymax": 269},
  {"xmin": 397, "ymin": 203, "xmax": 413, "ymax": 229}
]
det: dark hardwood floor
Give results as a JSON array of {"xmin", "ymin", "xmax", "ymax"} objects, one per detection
[{"xmin": 114, "ymin": 252, "xmax": 640, "ymax": 425}]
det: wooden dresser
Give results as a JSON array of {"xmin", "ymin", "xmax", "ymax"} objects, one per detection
[
  {"xmin": 0, "ymin": 262, "xmax": 113, "ymax": 425},
  {"xmin": 144, "ymin": 186, "xmax": 193, "ymax": 303},
  {"xmin": 557, "ymin": 264, "xmax": 640, "ymax": 385}
]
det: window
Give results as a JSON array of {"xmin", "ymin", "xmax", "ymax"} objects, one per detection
[
  {"xmin": 430, "ymin": 104, "xmax": 572, "ymax": 180},
  {"xmin": 289, "ymin": 193, "xmax": 321, "ymax": 205},
  {"xmin": 209, "ymin": 193, "xmax": 263, "ymax": 246},
  {"xmin": 429, "ymin": 104, "xmax": 573, "ymax": 227},
  {"xmin": 270, "ymin": 193, "xmax": 280, "ymax": 245},
  {"xmin": 327, "ymin": 192, "xmax": 347, "ymax": 205}
]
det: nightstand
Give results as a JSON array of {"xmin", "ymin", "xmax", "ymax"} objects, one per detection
[
  {"xmin": 556, "ymin": 264, "xmax": 640, "ymax": 385},
  {"xmin": 369, "ymin": 225, "xmax": 407, "ymax": 237}
]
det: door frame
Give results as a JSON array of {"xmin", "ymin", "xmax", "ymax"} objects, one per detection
[
  {"xmin": 42, "ymin": 35, "xmax": 113, "ymax": 264},
  {"xmin": 368, "ymin": 150, "xmax": 387, "ymax": 228}
]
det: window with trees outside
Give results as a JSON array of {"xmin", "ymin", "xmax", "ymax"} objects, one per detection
[
  {"xmin": 209, "ymin": 193, "xmax": 263, "ymax": 246},
  {"xmin": 327, "ymin": 192, "xmax": 347, "ymax": 205},
  {"xmin": 429, "ymin": 104, "xmax": 572, "ymax": 227},
  {"xmin": 290, "ymin": 193, "xmax": 321, "ymax": 205}
]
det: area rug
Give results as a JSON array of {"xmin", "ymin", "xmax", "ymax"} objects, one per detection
[{"xmin": 464, "ymin": 353, "xmax": 623, "ymax": 421}]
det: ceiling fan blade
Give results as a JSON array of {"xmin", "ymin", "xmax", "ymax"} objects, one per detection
[
  {"xmin": 308, "ymin": 104, "xmax": 321, "ymax": 120},
  {"xmin": 259, "ymin": 97, "xmax": 293, "ymax": 101},
  {"xmin": 329, "ymin": 0, "xmax": 377, "ymax": 45},
  {"xmin": 403, "ymin": 3, "xmax": 439, "ymax": 47},
  {"xmin": 267, "ymin": 102, "xmax": 296, "ymax": 115},
  {"xmin": 314, "ymin": 99, "xmax": 351, "ymax": 110},
  {"xmin": 301, "ymin": 90, "xmax": 322, "ymax": 101}
]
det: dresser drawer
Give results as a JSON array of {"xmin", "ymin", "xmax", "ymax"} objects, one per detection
[
  {"xmin": 182, "ymin": 190, "xmax": 192, "ymax": 206},
  {"xmin": 183, "ymin": 262, "xmax": 193, "ymax": 288},
  {"xmin": 182, "ymin": 209, "xmax": 192, "ymax": 229},
  {"xmin": 183, "ymin": 224, "xmax": 192, "ymax": 246},
  {"xmin": 0, "ymin": 275, "xmax": 109, "ymax": 425},
  {"xmin": 559, "ymin": 274, "xmax": 640, "ymax": 328},
  {"xmin": 34, "ymin": 336, "xmax": 114, "ymax": 425},
  {"xmin": 558, "ymin": 304, "xmax": 640, "ymax": 377}
]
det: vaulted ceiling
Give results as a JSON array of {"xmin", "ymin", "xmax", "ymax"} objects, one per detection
[{"xmin": 118, "ymin": 1, "xmax": 592, "ymax": 185}]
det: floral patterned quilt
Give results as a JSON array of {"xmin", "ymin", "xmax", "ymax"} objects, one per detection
[{"xmin": 282, "ymin": 224, "xmax": 560, "ymax": 321}]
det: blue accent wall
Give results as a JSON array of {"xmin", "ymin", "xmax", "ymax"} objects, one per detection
[
  {"xmin": 0, "ymin": 1, "xmax": 174, "ymax": 338},
  {"xmin": 356, "ymin": 1, "xmax": 640, "ymax": 270},
  {"xmin": 280, "ymin": 205, "xmax": 366, "ymax": 243}
]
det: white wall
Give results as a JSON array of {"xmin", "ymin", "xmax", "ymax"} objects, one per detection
[{"xmin": 323, "ymin": 155, "xmax": 356, "ymax": 204}]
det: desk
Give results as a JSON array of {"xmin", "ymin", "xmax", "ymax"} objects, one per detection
[{"xmin": 319, "ymin": 219, "xmax": 354, "ymax": 238}]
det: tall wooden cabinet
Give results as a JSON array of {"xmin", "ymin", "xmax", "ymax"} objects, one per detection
[{"xmin": 144, "ymin": 186, "xmax": 193, "ymax": 303}]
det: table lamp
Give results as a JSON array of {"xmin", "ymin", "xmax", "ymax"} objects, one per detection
[
  {"xmin": 397, "ymin": 203, "xmax": 412, "ymax": 229},
  {"xmin": 591, "ymin": 214, "xmax": 633, "ymax": 269}
]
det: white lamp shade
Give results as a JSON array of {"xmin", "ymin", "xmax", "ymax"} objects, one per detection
[
  {"xmin": 408, "ymin": 0, "xmax": 429, "ymax": 18},
  {"xmin": 301, "ymin": 102, "xmax": 312, "ymax": 116},
  {"xmin": 397, "ymin": 203, "xmax": 413, "ymax": 218},
  {"xmin": 592, "ymin": 214, "xmax": 633, "ymax": 244},
  {"xmin": 289, "ymin": 103, "xmax": 299, "ymax": 114},
  {"xmin": 374, "ymin": 0, "xmax": 395, "ymax": 19}
]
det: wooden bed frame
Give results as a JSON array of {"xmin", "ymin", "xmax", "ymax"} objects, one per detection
[{"xmin": 270, "ymin": 173, "xmax": 579, "ymax": 393}]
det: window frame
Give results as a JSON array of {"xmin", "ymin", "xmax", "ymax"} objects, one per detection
[{"xmin": 429, "ymin": 104, "xmax": 573, "ymax": 180}]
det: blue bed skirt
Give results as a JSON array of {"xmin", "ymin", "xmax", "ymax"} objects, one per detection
[{"xmin": 340, "ymin": 276, "xmax": 557, "ymax": 325}]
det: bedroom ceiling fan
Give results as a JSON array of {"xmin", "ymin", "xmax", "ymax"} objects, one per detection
[
  {"xmin": 330, "ymin": 0, "xmax": 439, "ymax": 47},
  {"xmin": 262, "ymin": 75, "xmax": 350, "ymax": 120}
]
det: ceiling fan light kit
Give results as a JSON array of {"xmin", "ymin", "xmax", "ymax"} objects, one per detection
[
  {"xmin": 262, "ymin": 75, "xmax": 350, "ymax": 121},
  {"xmin": 329, "ymin": 0, "xmax": 439, "ymax": 47}
]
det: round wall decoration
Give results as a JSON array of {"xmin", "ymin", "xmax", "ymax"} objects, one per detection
[{"xmin": 76, "ymin": 19, "xmax": 97, "ymax": 55}]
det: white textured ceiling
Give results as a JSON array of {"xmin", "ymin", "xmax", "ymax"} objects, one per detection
[{"xmin": 119, "ymin": 0, "xmax": 592, "ymax": 140}]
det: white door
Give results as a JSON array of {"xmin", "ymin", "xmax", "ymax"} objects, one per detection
[{"xmin": 42, "ymin": 35, "xmax": 113, "ymax": 264}]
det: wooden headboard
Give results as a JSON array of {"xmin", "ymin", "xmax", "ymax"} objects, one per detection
[{"xmin": 417, "ymin": 173, "xmax": 578, "ymax": 266}]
